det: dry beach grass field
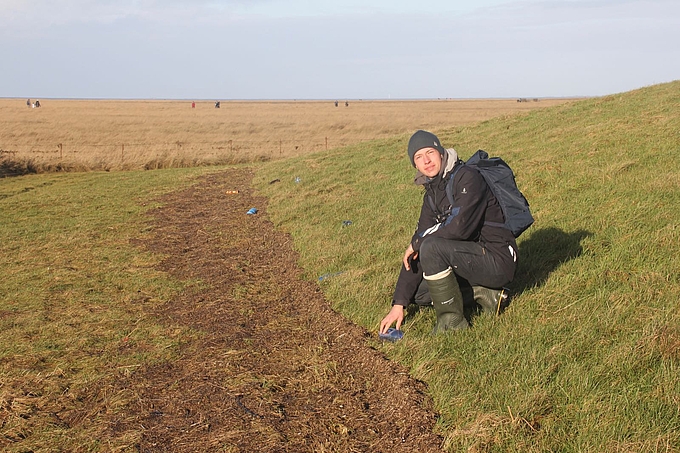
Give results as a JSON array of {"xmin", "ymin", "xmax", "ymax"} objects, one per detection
[{"xmin": 0, "ymin": 97, "xmax": 574, "ymax": 174}]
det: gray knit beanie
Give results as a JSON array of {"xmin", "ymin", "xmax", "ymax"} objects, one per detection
[{"xmin": 407, "ymin": 130, "xmax": 446, "ymax": 167}]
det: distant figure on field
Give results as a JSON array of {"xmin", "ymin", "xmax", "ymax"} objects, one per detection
[
  {"xmin": 335, "ymin": 101, "xmax": 338, "ymax": 107},
  {"xmin": 215, "ymin": 101, "xmax": 220, "ymax": 108},
  {"xmin": 379, "ymin": 130, "xmax": 517, "ymax": 335},
  {"xmin": 26, "ymin": 99, "xmax": 31, "ymax": 107},
  {"xmin": 345, "ymin": 101, "xmax": 349, "ymax": 107},
  {"xmin": 35, "ymin": 100, "xmax": 41, "ymax": 108},
  {"xmin": 192, "ymin": 101, "xmax": 196, "ymax": 108}
]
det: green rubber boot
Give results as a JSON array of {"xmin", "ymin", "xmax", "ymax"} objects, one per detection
[
  {"xmin": 423, "ymin": 267, "xmax": 469, "ymax": 333},
  {"xmin": 472, "ymin": 286, "xmax": 511, "ymax": 315}
]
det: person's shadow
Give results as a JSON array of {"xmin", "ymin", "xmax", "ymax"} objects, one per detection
[
  {"xmin": 457, "ymin": 227, "xmax": 592, "ymax": 321},
  {"xmin": 511, "ymin": 227, "xmax": 593, "ymax": 296}
]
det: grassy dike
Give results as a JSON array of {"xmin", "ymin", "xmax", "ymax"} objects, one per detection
[
  {"xmin": 253, "ymin": 81, "xmax": 680, "ymax": 451},
  {"xmin": 0, "ymin": 167, "xmax": 217, "ymax": 450}
]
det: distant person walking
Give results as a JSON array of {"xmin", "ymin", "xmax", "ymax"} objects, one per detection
[
  {"xmin": 26, "ymin": 99, "xmax": 31, "ymax": 107},
  {"xmin": 215, "ymin": 101, "xmax": 220, "ymax": 108},
  {"xmin": 35, "ymin": 100, "xmax": 41, "ymax": 108}
]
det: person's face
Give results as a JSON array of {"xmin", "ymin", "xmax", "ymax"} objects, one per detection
[{"xmin": 413, "ymin": 147, "xmax": 442, "ymax": 178}]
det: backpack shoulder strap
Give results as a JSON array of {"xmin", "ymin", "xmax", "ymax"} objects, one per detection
[
  {"xmin": 427, "ymin": 191, "xmax": 437, "ymax": 213},
  {"xmin": 445, "ymin": 162, "xmax": 465, "ymax": 206}
]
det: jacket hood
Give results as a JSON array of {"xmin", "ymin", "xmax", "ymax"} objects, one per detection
[{"xmin": 413, "ymin": 148, "xmax": 459, "ymax": 186}]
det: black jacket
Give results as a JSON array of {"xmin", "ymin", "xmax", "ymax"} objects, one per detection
[{"xmin": 392, "ymin": 161, "xmax": 518, "ymax": 307}]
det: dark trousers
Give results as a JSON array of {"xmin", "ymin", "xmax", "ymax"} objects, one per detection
[
  {"xmin": 419, "ymin": 236, "xmax": 513, "ymax": 288},
  {"xmin": 411, "ymin": 237, "xmax": 513, "ymax": 307},
  {"xmin": 394, "ymin": 236, "xmax": 516, "ymax": 308}
]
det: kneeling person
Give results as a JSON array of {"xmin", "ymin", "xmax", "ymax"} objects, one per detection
[{"xmin": 379, "ymin": 130, "xmax": 518, "ymax": 334}]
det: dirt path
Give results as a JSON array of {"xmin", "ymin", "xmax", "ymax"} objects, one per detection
[{"xmin": 108, "ymin": 168, "xmax": 443, "ymax": 452}]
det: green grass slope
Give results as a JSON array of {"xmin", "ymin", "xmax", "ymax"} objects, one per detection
[{"xmin": 254, "ymin": 81, "xmax": 680, "ymax": 452}]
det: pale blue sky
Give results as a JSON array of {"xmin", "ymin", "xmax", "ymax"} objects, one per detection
[{"xmin": 1, "ymin": 0, "xmax": 678, "ymax": 99}]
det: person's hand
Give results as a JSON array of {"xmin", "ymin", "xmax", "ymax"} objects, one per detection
[
  {"xmin": 402, "ymin": 244, "xmax": 418, "ymax": 271},
  {"xmin": 379, "ymin": 305, "xmax": 405, "ymax": 334}
]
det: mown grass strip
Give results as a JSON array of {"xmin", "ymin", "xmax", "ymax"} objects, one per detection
[
  {"xmin": 254, "ymin": 81, "xmax": 680, "ymax": 451},
  {"xmin": 0, "ymin": 167, "xmax": 216, "ymax": 450}
]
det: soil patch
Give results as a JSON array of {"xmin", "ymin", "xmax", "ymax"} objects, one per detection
[{"xmin": 109, "ymin": 168, "xmax": 443, "ymax": 452}]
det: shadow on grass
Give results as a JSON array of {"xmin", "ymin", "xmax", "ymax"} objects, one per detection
[
  {"xmin": 0, "ymin": 154, "xmax": 271, "ymax": 178},
  {"xmin": 513, "ymin": 227, "xmax": 593, "ymax": 295},
  {"xmin": 0, "ymin": 158, "xmax": 38, "ymax": 177}
]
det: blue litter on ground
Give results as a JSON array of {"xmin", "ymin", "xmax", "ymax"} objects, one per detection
[
  {"xmin": 342, "ymin": 220, "xmax": 353, "ymax": 227},
  {"xmin": 246, "ymin": 208, "xmax": 258, "ymax": 215},
  {"xmin": 318, "ymin": 271, "xmax": 344, "ymax": 281},
  {"xmin": 378, "ymin": 328, "xmax": 404, "ymax": 342}
]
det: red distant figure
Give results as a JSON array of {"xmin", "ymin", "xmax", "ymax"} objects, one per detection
[{"xmin": 192, "ymin": 101, "xmax": 196, "ymax": 108}]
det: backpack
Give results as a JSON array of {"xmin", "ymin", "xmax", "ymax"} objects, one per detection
[{"xmin": 442, "ymin": 150, "xmax": 534, "ymax": 238}]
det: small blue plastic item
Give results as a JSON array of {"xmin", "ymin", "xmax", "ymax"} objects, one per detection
[
  {"xmin": 378, "ymin": 328, "xmax": 404, "ymax": 342},
  {"xmin": 246, "ymin": 208, "xmax": 258, "ymax": 215},
  {"xmin": 318, "ymin": 271, "xmax": 344, "ymax": 281}
]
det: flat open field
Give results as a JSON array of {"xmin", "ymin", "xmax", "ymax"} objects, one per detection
[{"xmin": 0, "ymin": 98, "xmax": 575, "ymax": 173}]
